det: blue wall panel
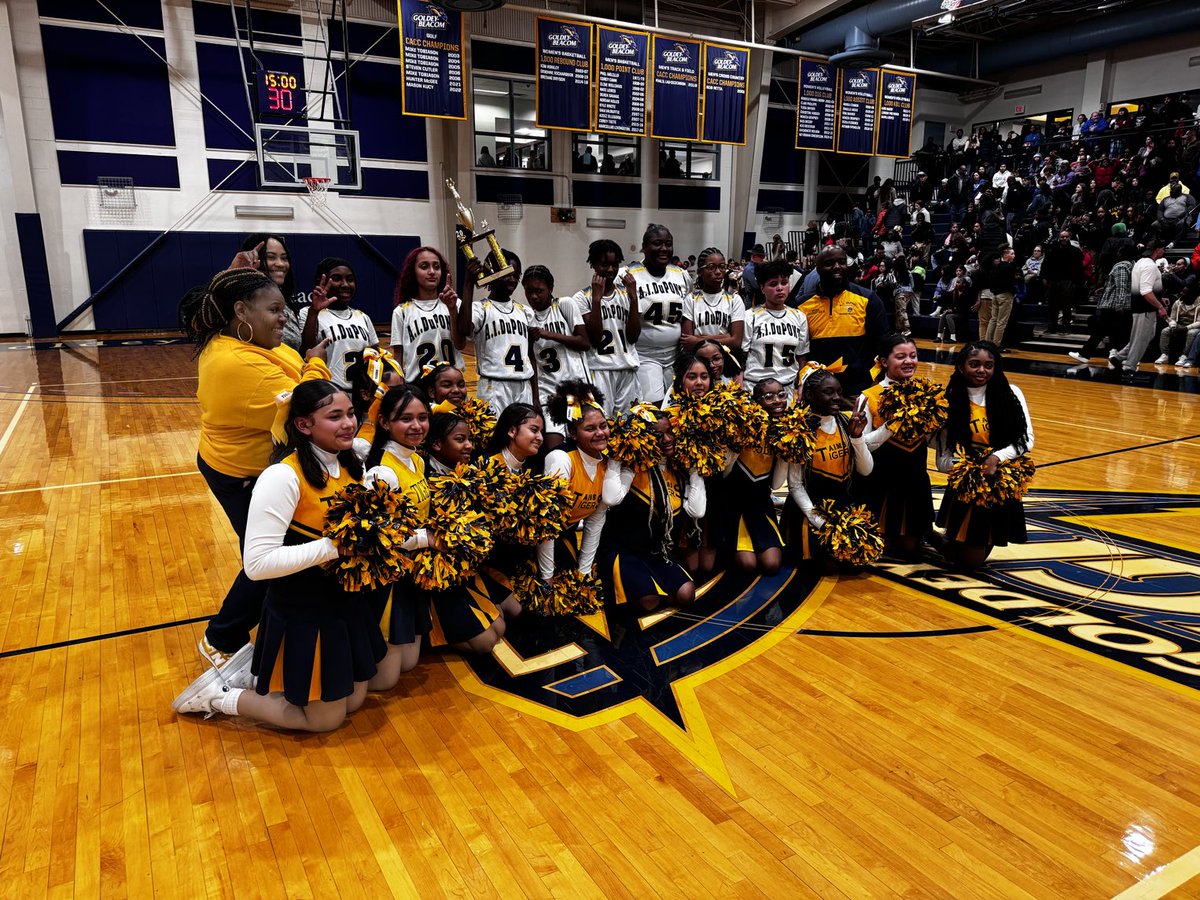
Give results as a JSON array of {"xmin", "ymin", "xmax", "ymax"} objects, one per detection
[
  {"xmin": 327, "ymin": 19, "xmax": 400, "ymax": 57},
  {"xmin": 476, "ymin": 174, "xmax": 554, "ymax": 205},
  {"xmin": 472, "ymin": 40, "xmax": 535, "ymax": 76},
  {"xmin": 658, "ymin": 184, "xmax": 720, "ymax": 211},
  {"xmin": 196, "ymin": 43, "xmax": 305, "ymax": 150},
  {"xmin": 38, "ymin": 0, "xmax": 163, "ymax": 29},
  {"xmin": 41, "ymin": 25, "xmax": 174, "ymax": 145},
  {"xmin": 192, "ymin": 1, "xmax": 302, "ymax": 44},
  {"xmin": 756, "ymin": 188, "xmax": 804, "ymax": 214},
  {"xmin": 332, "ymin": 60, "xmax": 428, "ymax": 163},
  {"xmin": 360, "ymin": 167, "xmax": 430, "ymax": 200},
  {"xmin": 759, "ymin": 107, "xmax": 806, "ymax": 186},
  {"xmin": 572, "ymin": 180, "xmax": 641, "ymax": 208},
  {"xmin": 83, "ymin": 230, "xmax": 421, "ymax": 331},
  {"xmin": 58, "ymin": 150, "xmax": 179, "ymax": 187}
]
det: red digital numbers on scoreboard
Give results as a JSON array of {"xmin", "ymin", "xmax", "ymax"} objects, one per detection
[{"xmin": 257, "ymin": 70, "xmax": 304, "ymax": 117}]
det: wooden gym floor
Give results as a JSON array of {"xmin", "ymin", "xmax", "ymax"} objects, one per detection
[{"xmin": 2, "ymin": 335, "xmax": 1200, "ymax": 898}]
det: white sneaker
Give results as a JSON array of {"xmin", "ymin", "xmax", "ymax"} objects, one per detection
[
  {"xmin": 172, "ymin": 669, "xmax": 231, "ymax": 716},
  {"xmin": 1177, "ymin": 356, "xmax": 1192, "ymax": 367},
  {"xmin": 1155, "ymin": 354, "xmax": 1170, "ymax": 364},
  {"xmin": 219, "ymin": 643, "xmax": 256, "ymax": 690},
  {"xmin": 1067, "ymin": 352, "xmax": 1087, "ymax": 364},
  {"xmin": 949, "ymin": 333, "xmax": 957, "ymax": 342}
]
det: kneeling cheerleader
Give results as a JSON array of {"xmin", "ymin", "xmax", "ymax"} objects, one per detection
[
  {"xmin": 782, "ymin": 367, "xmax": 880, "ymax": 568},
  {"xmin": 860, "ymin": 335, "xmax": 947, "ymax": 558},
  {"xmin": 934, "ymin": 341, "xmax": 1035, "ymax": 569},
  {"xmin": 598, "ymin": 407, "xmax": 706, "ymax": 611},
  {"xmin": 174, "ymin": 381, "xmax": 386, "ymax": 731}
]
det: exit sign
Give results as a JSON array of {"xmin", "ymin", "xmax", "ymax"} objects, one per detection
[{"xmin": 1014, "ymin": 104, "xmax": 1026, "ymax": 115}]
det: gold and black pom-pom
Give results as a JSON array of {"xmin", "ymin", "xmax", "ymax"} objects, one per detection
[
  {"xmin": 496, "ymin": 471, "xmax": 574, "ymax": 546},
  {"xmin": 323, "ymin": 480, "xmax": 418, "ymax": 591},
  {"xmin": 947, "ymin": 454, "xmax": 1037, "ymax": 508},
  {"xmin": 456, "ymin": 397, "xmax": 496, "ymax": 449},
  {"xmin": 877, "ymin": 377, "xmax": 949, "ymax": 444},
  {"xmin": 764, "ymin": 405, "xmax": 817, "ymax": 464},
  {"xmin": 406, "ymin": 467, "xmax": 494, "ymax": 591},
  {"xmin": 474, "ymin": 456, "xmax": 521, "ymax": 535},
  {"xmin": 669, "ymin": 391, "xmax": 727, "ymax": 478},
  {"xmin": 704, "ymin": 382, "xmax": 769, "ymax": 451},
  {"xmin": 813, "ymin": 499, "xmax": 884, "ymax": 566},
  {"xmin": 605, "ymin": 410, "xmax": 662, "ymax": 472},
  {"xmin": 511, "ymin": 562, "xmax": 604, "ymax": 615}
]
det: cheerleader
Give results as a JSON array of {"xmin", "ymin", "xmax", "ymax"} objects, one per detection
[
  {"xmin": 627, "ymin": 224, "xmax": 691, "ymax": 403},
  {"xmin": 743, "ymin": 259, "xmax": 810, "ymax": 395},
  {"xmin": 390, "ymin": 246, "xmax": 465, "ymax": 382},
  {"xmin": 598, "ymin": 410, "xmax": 706, "ymax": 611},
  {"xmin": 935, "ymin": 341, "xmax": 1034, "ymax": 568},
  {"xmin": 459, "ymin": 251, "xmax": 537, "ymax": 415},
  {"xmin": 425, "ymin": 410, "xmax": 474, "ymax": 475},
  {"xmin": 717, "ymin": 379, "xmax": 787, "ymax": 575},
  {"xmin": 695, "ymin": 338, "xmax": 744, "ymax": 387},
  {"xmin": 782, "ymin": 368, "xmax": 872, "ymax": 565},
  {"xmin": 860, "ymin": 335, "xmax": 934, "ymax": 558},
  {"xmin": 680, "ymin": 247, "xmax": 746, "ymax": 353},
  {"xmin": 538, "ymin": 381, "xmax": 609, "ymax": 582},
  {"xmin": 173, "ymin": 381, "xmax": 385, "ymax": 732},
  {"xmin": 415, "ymin": 362, "xmax": 468, "ymax": 408},
  {"xmin": 668, "ymin": 351, "xmax": 715, "ymax": 403},
  {"xmin": 523, "ymin": 265, "xmax": 591, "ymax": 450},
  {"xmin": 298, "ymin": 258, "xmax": 381, "ymax": 388},
  {"xmin": 572, "ymin": 239, "xmax": 641, "ymax": 415},
  {"xmin": 664, "ymin": 352, "xmax": 718, "ymax": 574},
  {"xmin": 362, "ymin": 386, "xmax": 439, "ymax": 685}
]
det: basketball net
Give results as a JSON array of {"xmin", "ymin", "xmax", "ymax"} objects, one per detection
[{"xmin": 302, "ymin": 176, "xmax": 331, "ymax": 208}]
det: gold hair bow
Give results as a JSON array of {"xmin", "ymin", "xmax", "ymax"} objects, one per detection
[
  {"xmin": 362, "ymin": 347, "xmax": 401, "ymax": 394},
  {"xmin": 564, "ymin": 393, "xmax": 602, "ymax": 421},
  {"xmin": 630, "ymin": 402, "xmax": 660, "ymax": 423},
  {"xmin": 420, "ymin": 360, "xmax": 448, "ymax": 380},
  {"xmin": 431, "ymin": 399, "xmax": 458, "ymax": 415}
]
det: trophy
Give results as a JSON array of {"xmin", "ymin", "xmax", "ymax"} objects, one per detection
[{"xmin": 445, "ymin": 178, "xmax": 515, "ymax": 286}]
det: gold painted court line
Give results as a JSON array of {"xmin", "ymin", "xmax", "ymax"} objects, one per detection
[
  {"xmin": 33, "ymin": 374, "xmax": 199, "ymax": 388},
  {"xmin": 0, "ymin": 383, "xmax": 35, "ymax": 462},
  {"xmin": 0, "ymin": 471, "xmax": 196, "ymax": 496},
  {"xmin": 1112, "ymin": 842, "xmax": 1200, "ymax": 899}
]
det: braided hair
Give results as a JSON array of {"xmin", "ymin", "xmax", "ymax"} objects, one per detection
[
  {"xmin": 944, "ymin": 341, "xmax": 1029, "ymax": 456},
  {"xmin": 522, "ymin": 265, "xmax": 554, "ymax": 292},
  {"xmin": 587, "ymin": 239, "xmax": 623, "ymax": 267},
  {"xmin": 800, "ymin": 368, "xmax": 858, "ymax": 488},
  {"xmin": 179, "ymin": 267, "xmax": 276, "ymax": 357}
]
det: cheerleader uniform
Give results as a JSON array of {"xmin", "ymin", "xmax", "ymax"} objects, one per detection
[
  {"xmin": 935, "ymin": 384, "xmax": 1034, "ymax": 547},
  {"xmin": 390, "ymin": 297, "xmax": 465, "ymax": 383},
  {"xmin": 538, "ymin": 446, "xmax": 607, "ymax": 579},
  {"xmin": 244, "ymin": 448, "xmax": 386, "ymax": 706},
  {"xmin": 597, "ymin": 463, "xmax": 706, "ymax": 605},
  {"xmin": 571, "ymin": 284, "xmax": 639, "ymax": 415},
  {"xmin": 860, "ymin": 377, "xmax": 934, "ymax": 541},
  {"xmin": 363, "ymin": 441, "xmax": 435, "ymax": 645},
  {"xmin": 781, "ymin": 414, "xmax": 873, "ymax": 559},
  {"xmin": 715, "ymin": 447, "xmax": 786, "ymax": 557}
]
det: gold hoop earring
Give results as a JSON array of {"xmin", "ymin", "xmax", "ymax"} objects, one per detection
[{"xmin": 235, "ymin": 320, "xmax": 254, "ymax": 343}]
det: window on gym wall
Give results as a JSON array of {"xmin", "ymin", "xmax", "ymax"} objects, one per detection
[
  {"xmin": 473, "ymin": 76, "xmax": 550, "ymax": 170},
  {"xmin": 658, "ymin": 141, "xmax": 719, "ymax": 180},
  {"xmin": 571, "ymin": 134, "xmax": 639, "ymax": 176}
]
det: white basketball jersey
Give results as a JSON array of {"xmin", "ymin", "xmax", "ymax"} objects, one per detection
[
  {"xmin": 471, "ymin": 299, "xmax": 534, "ymax": 381},
  {"xmin": 532, "ymin": 300, "xmax": 590, "ymax": 392},
  {"xmin": 626, "ymin": 262, "xmax": 690, "ymax": 364},
  {"xmin": 743, "ymin": 306, "xmax": 810, "ymax": 387},
  {"xmin": 682, "ymin": 289, "xmax": 746, "ymax": 338},
  {"xmin": 298, "ymin": 306, "xmax": 379, "ymax": 387},
  {"xmin": 571, "ymin": 286, "xmax": 639, "ymax": 372},
  {"xmin": 390, "ymin": 298, "xmax": 464, "ymax": 382}
]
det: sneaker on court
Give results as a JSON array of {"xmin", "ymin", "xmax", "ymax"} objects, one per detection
[
  {"xmin": 221, "ymin": 644, "xmax": 256, "ymax": 690},
  {"xmin": 172, "ymin": 669, "xmax": 230, "ymax": 716},
  {"xmin": 1067, "ymin": 352, "xmax": 1087, "ymax": 364},
  {"xmin": 1155, "ymin": 354, "xmax": 1170, "ymax": 365},
  {"xmin": 199, "ymin": 637, "xmax": 249, "ymax": 671},
  {"xmin": 1177, "ymin": 357, "xmax": 1192, "ymax": 367}
]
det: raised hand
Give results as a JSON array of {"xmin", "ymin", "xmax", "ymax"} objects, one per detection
[
  {"xmin": 621, "ymin": 271, "xmax": 637, "ymax": 296},
  {"xmin": 305, "ymin": 337, "xmax": 331, "ymax": 361},
  {"xmin": 231, "ymin": 240, "xmax": 265, "ymax": 271},
  {"xmin": 310, "ymin": 274, "xmax": 334, "ymax": 312}
]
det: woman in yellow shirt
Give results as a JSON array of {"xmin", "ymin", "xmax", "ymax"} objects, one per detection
[{"xmin": 181, "ymin": 267, "xmax": 330, "ymax": 679}]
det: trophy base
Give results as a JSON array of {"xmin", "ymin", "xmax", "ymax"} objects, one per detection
[{"xmin": 476, "ymin": 264, "xmax": 515, "ymax": 286}]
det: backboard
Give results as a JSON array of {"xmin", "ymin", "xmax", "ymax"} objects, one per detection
[{"xmin": 254, "ymin": 123, "xmax": 362, "ymax": 191}]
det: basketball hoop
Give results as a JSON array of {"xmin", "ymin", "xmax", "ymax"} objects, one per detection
[{"xmin": 302, "ymin": 176, "xmax": 331, "ymax": 208}]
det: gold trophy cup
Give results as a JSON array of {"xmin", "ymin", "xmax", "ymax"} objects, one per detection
[{"xmin": 445, "ymin": 178, "xmax": 515, "ymax": 286}]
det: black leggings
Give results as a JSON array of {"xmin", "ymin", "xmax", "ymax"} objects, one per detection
[{"xmin": 197, "ymin": 453, "xmax": 269, "ymax": 654}]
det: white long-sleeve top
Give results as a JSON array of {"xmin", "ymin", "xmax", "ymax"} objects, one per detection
[
  {"xmin": 538, "ymin": 448, "xmax": 607, "ymax": 581},
  {"xmin": 601, "ymin": 461, "xmax": 707, "ymax": 519},
  {"xmin": 243, "ymin": 446, "xmax": 342, "ymax": 581},
  {"xmin": 935, "ymin": 383, "xmax": 1034, "ymax": 472},
  {"xmin": 363, "ymin": 440, "xmax": 433, "ymax": 551},
  {"xmin": 862, "ymin": 375, "xmax": 897, "ymax": 453},
  {"xmin": 786, "ymin": 416, "xmax": 872, "ymax": 523}
]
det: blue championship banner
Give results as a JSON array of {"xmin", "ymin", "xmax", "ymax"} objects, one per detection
[
  {"xmin": 397, "ymin": 0, "xmax": 465, "ymax": 120},
  {"xmin": 836, "ymin": 66, "xmax": 880, "ymax": 155},
  {"xmin": 701, "ymin": 42, "xmax": 749, "ymax": 145},
  {"xmin": 595, "ymin": 27, "xmax": 649, "ymax": 136},
  {"xmin": 794, "ymin": 58, "xmax": 836, "ymax": 152},
  {"xmin": 536, "ymin": 17, "xmax": 594, "ymax": 132},
  {"xmin": 876, "ymin": 69, "xmax": 916, "ymax": 158},
  {"xmin": 650, "ymin": 36, "xmax": 701, "ymax": 141}
]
